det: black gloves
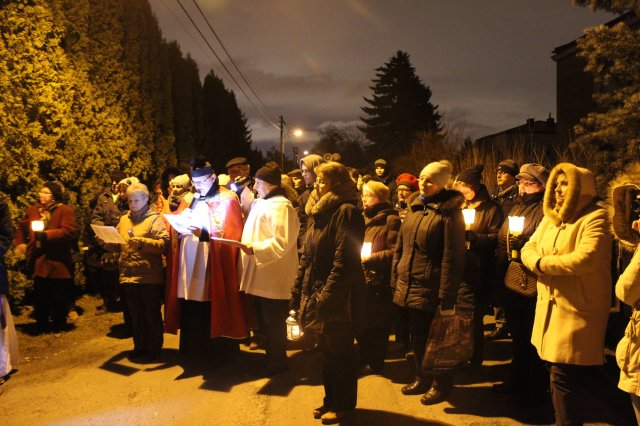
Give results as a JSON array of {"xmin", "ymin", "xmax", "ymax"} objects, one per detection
[
  {"xmin": 509, "ymin": 234, "xmax": 525, "ymax": 250},
  {"xmin": 465, "ymin": 230, "xmax": 476, "ymax": 244}
]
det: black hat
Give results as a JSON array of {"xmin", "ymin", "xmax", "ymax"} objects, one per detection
[
  {"xmin": 456, "ymin": 164, "xmax": 484, "ymax": 191},
  {"xmin": 255, "ymin": 162, "xmax": 282, "ymax": 186},
  {"xmin": 43, "ymin": 181, "xmax": 65, "ymax": 202},
  {"xmin": 225, "ymin": 157, "xmax": 249, "ymax": 169},
  {"xmin": 110, "ymin": 170, "xmax": 127, "ymax": 183},
  {"xmin": 497, "ymin": 159, "xmax": 519, "ymax": 177},
  {"xmin": 287, "ymin": 169, "xmax": 302, "ymax": 178},
  {"xmin": 374, "ymin": 158, "xmax": 387, "ymax": 167}
]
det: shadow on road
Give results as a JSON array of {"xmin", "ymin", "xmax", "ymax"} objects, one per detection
[{"xmin": 341, "ymin": 408, "xmax": 449, "ymax": 426}]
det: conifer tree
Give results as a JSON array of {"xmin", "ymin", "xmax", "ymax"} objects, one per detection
[
  {"xmin": 201, "ymin": 71, "xmax": 253, "ymax": 171},
  {"xmin": 570, "ymin": 2, "xmax": 640, "ymax": 191},
  {"xmin": 360, "ymin": 50, "xmax": 441, "ymax": 160}
]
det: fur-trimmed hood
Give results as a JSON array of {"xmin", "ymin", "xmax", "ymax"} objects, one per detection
[
  {"xmin": 306, "ymin": 180, "xmax": 359, "ymax": 217},
  {"xmin": 544, "ymin": 162, "xmax": 598, "ymax": 226},
  {"xmin": 608, "ymin": 162, "xmax": 640, "ymax": 249},
  {"xmin": 409, "ymin": 188, "xmax": 464, "ymax": 215}
]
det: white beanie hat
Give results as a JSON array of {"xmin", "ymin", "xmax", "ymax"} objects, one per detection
[
  {"xmin": 419, "ymin": 162, "xmax": 451, "ymax": 188},
  {"xmin": 170, "ymin": 174, "xmax": 191, "ymax": 188}
]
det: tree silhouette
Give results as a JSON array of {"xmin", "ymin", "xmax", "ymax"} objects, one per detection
[{"xmin": 360, "ymin": 50, "xmax": 441, "ymax": 160}]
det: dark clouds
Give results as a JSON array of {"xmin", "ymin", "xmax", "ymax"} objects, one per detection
[{"xmin": 150, "ymin": 0, "xmax": 613, "ymax": 154}]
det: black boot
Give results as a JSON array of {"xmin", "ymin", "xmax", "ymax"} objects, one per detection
[{"xmin": 401, "ymin": 377, "xmax": 429, "ymax": 395}]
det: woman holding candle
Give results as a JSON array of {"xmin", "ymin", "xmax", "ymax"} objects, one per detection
[
  {"xmin": 358, "ymin": 180, "xmax": 401, "ymax": 375},
  {"xmin": 453, "ymin": 165, "xmax": 503, "ymax": 369},
  {"xmin": 290, "ymin": 161, "xmax": 365, "ymax": 424},
  {"xmin": 14, "ymin": 181, "xmax": 78, "ymax": 334},
  {"xmin": 492, "ymin": 164, "xmax": 549, "ymax": 404},
  {"xmin": 391, "ymin": 161, "xmax": 466, "ymax": 405},
  {"xmin": 521, "ymin": 163, "xmax": 612, "ymax": 425}
]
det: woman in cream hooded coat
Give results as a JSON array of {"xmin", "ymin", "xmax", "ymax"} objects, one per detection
[
  {"xmin": 609, "ymin": 162, "xmax": 640, "ymax": 423},
  {"xmin": 521, "ymin": 163, "xmax": 612, "ymax": 426}
]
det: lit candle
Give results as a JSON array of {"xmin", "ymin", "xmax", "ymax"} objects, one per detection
[
  {"xmin": 508, "ymin": 216, "xmax": 526, "ymax": 259},
  {"xmin": 31, "ymin": 220, "xmax": 44, "ymax": 232},
  {"xmin": 508, "ymin": 216, "xmax": 525, "ymax": 236},
  {"xmin": 361, "ymin": 242, "xmax": 372, "ymax": 260},
  {"xmin": 462, "ymin": 209, "xmax": 476, "ymax": 230}
]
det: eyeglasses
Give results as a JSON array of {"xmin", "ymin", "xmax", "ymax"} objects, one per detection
[
  {"xmin": 192, "ymin": 174, "xmax": 214, "ymax": 185},
  {"xmin": 39, "ymin": 190, "xmax": 53, "ymax": 195},
  {"xmin": 517, "ymin": 180, "xmax": 539, "ymax": 187}
]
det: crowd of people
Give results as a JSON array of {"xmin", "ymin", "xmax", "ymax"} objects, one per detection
[{"xmin": 1, "ymin": 152, "xmax": 640, "ymax": 425}]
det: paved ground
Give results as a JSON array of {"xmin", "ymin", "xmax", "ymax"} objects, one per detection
[{"xmin": 1, "ymin": 295, "xmax": 636, "ymax": 425}]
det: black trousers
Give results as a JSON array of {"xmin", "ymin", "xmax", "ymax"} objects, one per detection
[
  {"xmin": 406, "ymin": 307, "xmax": 453, "ymax": 393},
  {"xmin": 254, "ymin": 296, "xmax": 288, "ymax": 368},
  {"xmin": 505, "ymin": 292, "xmax": 547, "ymax": 393},
  {"xmin": 34, "ymin": 277, "xmax": 73, "ymax": 332},
  {"xmin": 123, "ymin": 283, "xmax": 164, "ymax": 355},
  {"xmin": 319, "ymin": 322, "xmax": 358, "ymax": 412},
  {"xmin": 357, "ymin": 327, "xmax": 389, "ymax": 372},
  {"xmin": 549, "ymin": 363, "xmax": 598, "ymax": 426},
  {"xmin": 179, "ymin": 300, "xmax": 238, "ymax": 361}
]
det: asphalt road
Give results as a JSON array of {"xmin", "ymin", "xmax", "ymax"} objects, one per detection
[{"xmin": 0, "ymin": 298, "xmax": 635, "ymax": 425}]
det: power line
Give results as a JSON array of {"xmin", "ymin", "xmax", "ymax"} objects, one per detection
[
  {"xmin": 175, "ymin": 0, "xmax": 280, "ymax": 130},
  {"xmin": 191, "ymin": 0, "xmax": 279, "ymax": 125},
  {"xmin": 158, "ymin": 0, "xmax": 223, "ymax": 77}
]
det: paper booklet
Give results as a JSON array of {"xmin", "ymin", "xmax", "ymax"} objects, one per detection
[
  {"xmin": 162, "ymin": 214, "xmax": 193, "ymax": 235},
  {"xmin": 90, "ymin": 224, "xmax": 126, "ymax": 244},
  {"xmin": 211, "ymin": 237, "xmax": 248, "ymax": 250}
]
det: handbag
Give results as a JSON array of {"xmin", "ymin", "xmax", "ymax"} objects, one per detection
[
  {"xmin": 421, "ymin": 308, "xmax": 473, "ymax": 373},
  {"xmin": 504, "ymin": 261, "xmax": 537, "ymax": 297}
]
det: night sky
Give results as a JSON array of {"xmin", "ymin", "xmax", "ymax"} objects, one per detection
[{"xmin": 149, "ymin": 0, "xmax": 613, "ymax": 154}]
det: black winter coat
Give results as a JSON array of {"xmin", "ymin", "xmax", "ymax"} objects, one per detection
[
  {"xmin": 495, "ymin": 191, "xmax": 544, "ymax": 295},
  {"xmin": 361, "ymin": 203, "xmax": 400, "ymax": 328},
  {"xmin": 391, "ymin": 189, "xmax": 466, "ymax": 312},
  {"xmin": 462, "ymin": 186, "xmax": 503, "ymax": 305},
  {"xmin": 291, "ymin": 181, "xmax": 366, "ymax": 333}
]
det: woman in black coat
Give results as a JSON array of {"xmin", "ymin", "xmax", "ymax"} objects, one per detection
[
  {"xmin": 358, "ymin": 180, "xmax": 400, "ymax": 374},
  {"xmin": 454, "ymin": 165, "xmax": 503, "ymax": 368},
  {"xmin": 391, "ymin": 162, "xmax": 466, "ymax": 405},
  {"xmin": 291, "ymin": 162, "xmax": 365, "ymax": 424},
  {"xmin": 492, "ymin": 164, "xmax": 549, "ymax": 404}
]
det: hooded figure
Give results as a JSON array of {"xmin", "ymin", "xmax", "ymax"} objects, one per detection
[
  {"xmin": 521, "ymin": 162, "xmax": 612, "ymax": 425},
  {"xmin": 608, "ymin": 162, "xmax": 640, "ymax": 423}
]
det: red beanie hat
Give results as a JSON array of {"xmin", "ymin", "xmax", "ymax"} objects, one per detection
[{"xmin": 396, "ymin": 173, "xmax": 419, "ymax": 191}]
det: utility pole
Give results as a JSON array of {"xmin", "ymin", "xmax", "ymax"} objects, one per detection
[{"xmin": 279, "ymin": 115, "xmax": 285, "ymax": 170}]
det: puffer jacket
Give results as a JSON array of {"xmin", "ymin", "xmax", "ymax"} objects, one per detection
[
  {"xmin": 521, "ymin": 163, "xmax": 612, "ymax": 365},
  {"xmin": 391, "ymin": 189, "xmax": 466, "ymax": 312},
  {"xmin": 361, "ymin": 202, "xmax": 400, "ymax": 329},
  {"xmin": 291, "ymin": 180, "xmax": 366, "ymax": 334},
  {"xmin": 493, "ymin": 184, "xmax": 519, "ymax": 217},
  {"xmin": 115, "ymin": 206, "xmax": 168, "ymax": 284},
  {"xmin": 608, "ymin": 162, "xmax": 640, "ymax": 395}
]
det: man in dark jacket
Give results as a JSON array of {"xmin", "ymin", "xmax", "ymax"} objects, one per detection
[
  {"xmin": 392, "ymin": 162, "xmax": 466, "ymax": 405},
  {"xmin": 373, "ymin": 159, "xmax": 397, "ymax": 205},
  {"xmin": 490, "ymin": 159, "xmax": 519, "ymax": 340},
  {"xmin": 91, "ymin": 171, "xmax": 130, "ymax": 319}
]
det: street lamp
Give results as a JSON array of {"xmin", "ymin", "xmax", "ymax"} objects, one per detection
[{"xmin": 278, "ymin": 115, "xmax": 303, "ymax": 170}]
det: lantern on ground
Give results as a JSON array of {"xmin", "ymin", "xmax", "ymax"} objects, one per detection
[{"xmin": 286, "ymin": 310, "xmax": 303, "ymax": 341}]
